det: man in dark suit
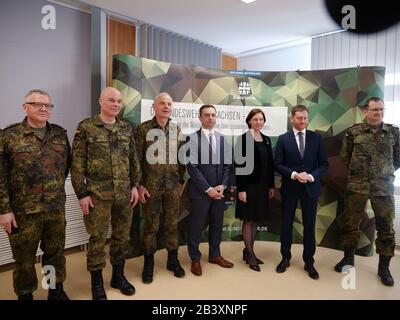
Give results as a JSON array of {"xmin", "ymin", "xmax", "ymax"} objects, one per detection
[
  {"xmin": 274, "ymin": 105, "xmax": 328, "ymax": 280},
  {"xmin": 185, "ymin": 104, "xmax": 234, "ymax": 276}
]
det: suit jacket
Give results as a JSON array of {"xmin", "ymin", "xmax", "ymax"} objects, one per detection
[
  {"xmin": 234, "ymin": 131, "xmax": 275, "ymax": 192},
  {"xmin": 186, "ymin": 129, "xmax": 233, "ymax": 199},
  {"xmin": 274, "ymin": 130, "xmax": 328, "ymax": 198}
]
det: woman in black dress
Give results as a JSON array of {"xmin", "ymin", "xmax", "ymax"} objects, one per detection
[{"xmin": 235, "ymin": 109, "xmax": 275, "ymax": 271}]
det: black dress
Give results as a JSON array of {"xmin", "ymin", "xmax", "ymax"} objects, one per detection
[{"xmin": 235, "ymin": 132, "xmax": 275, "ymax": 222}]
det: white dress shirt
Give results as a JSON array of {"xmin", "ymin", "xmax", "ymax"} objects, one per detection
[
  {"xmin": 201, "ymin": 127, "xmax": 216, "ymax": 193},
  {"xmin": 290, "ymin": 128, "xmax": 314, "ymax": 182}
]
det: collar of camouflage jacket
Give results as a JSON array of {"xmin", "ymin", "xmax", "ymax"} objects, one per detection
[
  {"xmin": 22, "ymin": 116, "xmax": 54, "ymax": 140},
  {"xmin": 151, "ymin": 116, "xmax": 172, "ymax": 131},
  {"xmin": 93, "ymin": 113, "xmax": 127, "ymax": 131},
  {"xmin": 361, "ymin": 120, "xmax": 389, "ymax": 132}
]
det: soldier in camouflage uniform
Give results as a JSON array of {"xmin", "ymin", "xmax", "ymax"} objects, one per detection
[
  {"xmin": 71, "ymin": 87, "xmax": 140, "ymax": 300},
  {"xmin": 335, "ymin": 97, "xmax": 400, "ymax": 287},
  {"xmin": 0, "ymin": 89, "xmax": 71, "ymax": 300},
  {"xmin": 135, "ymin": 92, "xmax": 186, "ymax": 284}
]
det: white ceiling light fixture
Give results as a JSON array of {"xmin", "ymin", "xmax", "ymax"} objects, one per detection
[{"xmin": 241, "ymin": 0, "xmax": 257, "ymax": 4}]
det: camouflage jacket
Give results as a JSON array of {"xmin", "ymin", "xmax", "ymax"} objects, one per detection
[
  {"xmin": 134, "ymin": 117, "xmax": 185, "ymax": 190},
  {"xmin": 71, "ymin": 114, "xmax": 140, "ymax": 201},
  {"xmin": 0, "ymin": 118, "xmax": 71, "ymax": 215},
  {"xmin": 340, "ymin": 121, "xmax": 400, "ymax": 195}
]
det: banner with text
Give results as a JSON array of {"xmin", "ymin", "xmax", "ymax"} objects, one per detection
[{"xmin": 112, "ymin": 55, "xmax": 385, "ymax": 257}]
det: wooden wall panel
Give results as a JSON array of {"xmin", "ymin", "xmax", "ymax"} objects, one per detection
[
  {"xmin": 222, "ymin": 53, "xmax": 237, "ymax": 70},
  {"xmin": 107, "ymin": 18, "xmax": 136, "ymax": 86}
]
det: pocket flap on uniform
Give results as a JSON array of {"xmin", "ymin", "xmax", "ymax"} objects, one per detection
[{"xmin": 14, "ymin": 144, "xmax": 40, "ymax": 153}]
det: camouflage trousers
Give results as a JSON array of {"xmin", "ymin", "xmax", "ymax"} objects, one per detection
[
  {"xmin": 142, "ymin": 187, "xmax": 180, "ymax": 255},
  {"xmin": 9, "ymin": 209, "xmax": 66, "ymax": 296},
  {"xmin": 341, "ymin": 191, "xmax": 395, "ymax": 257},
  {"xmin": 84, "ymin": 196, "xmax": 133, "ymax": 271}
]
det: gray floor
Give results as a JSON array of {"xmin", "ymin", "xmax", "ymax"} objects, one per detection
[{"xmin": 0, "ymin": 241, "xmax": 399, "ymax": 300}]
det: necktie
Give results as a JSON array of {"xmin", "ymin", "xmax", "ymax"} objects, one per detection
[{"xmin": 298, "ymin": 132, "xmax": 305, "ymax": 158}]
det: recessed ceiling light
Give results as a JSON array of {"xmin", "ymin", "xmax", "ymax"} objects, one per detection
[{"xmin": 241, "ymin": 0, "xmax": 257, "ymax": 4}]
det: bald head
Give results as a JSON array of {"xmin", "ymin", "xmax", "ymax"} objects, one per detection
[
  {"xmin": 100, "ymin": 87, "xmax": 121, "ymax": 101},
  {"xmin": 99, "ymin": 87, "xmax": 123, "ymax": 119}
]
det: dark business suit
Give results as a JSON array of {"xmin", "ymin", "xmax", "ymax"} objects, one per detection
[
  {"xmin": 186, "ymin": 129, "xmax": 233, "ymax": 261},
  {"xmin": 275, "ymin": 129, "xmax": 328, "ymax": 264}
]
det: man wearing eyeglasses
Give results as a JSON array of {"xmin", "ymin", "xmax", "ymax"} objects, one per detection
[
  {"xmin": 71, "ymin": 87, "xmax": 140, "ymax": 300},
  {"xmin": 335, "ymin": 97, "xmax": 400, "ymax": 287},
  {"xmin": 0, "ymin": 89, "xmax": 71, "ymax": 300}
]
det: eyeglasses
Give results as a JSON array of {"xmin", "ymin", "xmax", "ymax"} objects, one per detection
[
  {"xmin": 366, "ymin": 108, "xmax": 385, "ymax": 112},
  {"xmin": 24, "ymin": 102, "xmax": 54, "ymax": 110}
]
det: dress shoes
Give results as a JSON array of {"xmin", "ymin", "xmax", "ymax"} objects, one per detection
[
  {"xmin": 243, "ymin": 248, "xmax": 264, "ymax": 265},
  {"xmin": 191, "ymin": 261, "xmax": 202, "ymax": 276},
  {"xmin": 276, "ymin": 258, "xmax": 290, "ymax": 273},
  {"xmin": 208, "ymin": 256, "xmax": 234, "ymax": 268},
  {"xmin": 248, "ymin": 260, "xmax": 261, "ymax": 272},
  {"xmin": 304, "ymin": 264, "xmax": 319, "ymax": 280}
]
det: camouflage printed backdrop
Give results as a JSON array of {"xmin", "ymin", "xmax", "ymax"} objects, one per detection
[{"xmin": 112, "ymin": 55, "xmax": 385, "ymax": 257}]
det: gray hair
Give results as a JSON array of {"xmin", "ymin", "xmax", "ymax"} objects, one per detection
[
  {"xmin": 154, "ymin": 92, "xmax": 172, "ymax": 102},
  {"xmin": 24, "ymin": 89, "xmax": 51, "ymax": 100}
]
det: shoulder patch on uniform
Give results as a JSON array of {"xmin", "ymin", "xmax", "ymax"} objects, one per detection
[{"xmin": 74, "ymin": 117, "xmax": 92, "ymax": 133}]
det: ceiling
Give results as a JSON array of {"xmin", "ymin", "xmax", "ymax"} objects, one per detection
[{"xmin": 78, "ymin": 0, "xmax": 340, "ymax": 56}]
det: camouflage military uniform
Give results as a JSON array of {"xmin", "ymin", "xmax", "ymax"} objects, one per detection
[
  {"xmin": 71, "ymin": 114, "xmax": 140, "ymax": 271},
  {"xmin": 134, "ymin": 117, "xmax": 185, "ymax": 255},
  {"xmin": 0, "ymin": 118, "xmax": 71, "ymax": 296},
  {"xmin": 340, "ymin": 121, "xmax": 400, "ymax": 256}
]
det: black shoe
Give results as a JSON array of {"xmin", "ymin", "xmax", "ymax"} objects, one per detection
[
  {"xmin": 378, "ymin": 255, "xmax": 394, "ymax": 287},
  {"xmin": 246, "ymin": 258, "xmax": 261, "ymax": 272},
  {"xmin": 304, "ymin": 264, "xmax": 319, "ymax": 280},
  {"xmin": 90, "ymin": 270, "xmax": 107, "ymax": 300},
  {"xmin": 18, "ymin": 293, "xmax": 33, "ymax": 300},
  {"xmin": 243, "ymin": 248, "xmax": 264, "ymax": 265},
  {"xmin": 142, "ymin": 254, "xmax": 154, "ymax": 284},
  {"xmin": 111, "ymin": 261, "xmax": 135, "ymax": 296},
  {"xmin": 334, "ymin": 247, "xmax": 355, "ymax": 272},
  {"xmin": 48, "ymin": 283, "xmax": 70, "ymax": 300},
  {"xmin": 167, "ymin": 250, "xmax": 185, "ymax": 278},
  {"xmin": 276, "ymin": 258, "xmax": 290, "ymax": 273}
]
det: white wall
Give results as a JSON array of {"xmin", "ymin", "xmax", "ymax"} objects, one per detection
[
  {"xmin": 0, "ymin": 0, "xmax": 91, "ymax": 142},
  {"xmin": 311, "ymin": 25, "xmax": 400, "ymax": 127},
  {"xmin": 237, "ymin": 41, "xmax": 311, "ymax": 71}
]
